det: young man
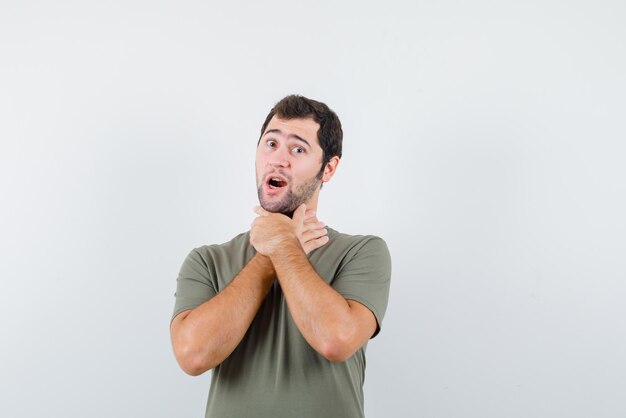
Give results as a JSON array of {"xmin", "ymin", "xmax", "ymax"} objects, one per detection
[{"xmin": 170, "ymin": 95, "xmax": 391, "ymax": 418}]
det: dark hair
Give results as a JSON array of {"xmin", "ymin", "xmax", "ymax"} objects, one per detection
[{"xmin": 259, "ymin": 95, "xmax": 343, "ymax": 174}]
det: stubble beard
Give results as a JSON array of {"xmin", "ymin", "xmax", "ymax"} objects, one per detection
[{"xmin": 257, "ymin": 172, "xmax": 322, "ymax": 218}]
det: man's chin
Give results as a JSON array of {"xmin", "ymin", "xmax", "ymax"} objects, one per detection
[
  {"xmin": 257, "ymin": 187, "xmax": 299, "ymax": 218},
  {"xmin": 259, "ymin": 201, "xmax": 296, "ymax": 218}
]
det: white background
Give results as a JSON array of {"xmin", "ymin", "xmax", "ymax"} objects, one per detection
[{"xmin": 1, "ymin": 1, "xmax": 625, "ymax": 417}]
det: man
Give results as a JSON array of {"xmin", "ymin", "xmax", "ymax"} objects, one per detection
[{"xmin": 170, "ymin": 95, "xmax": 391, "ymax": 418}]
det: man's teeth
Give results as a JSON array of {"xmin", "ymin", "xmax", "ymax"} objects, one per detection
[{"xmin": 269, "ymin": 177, "xmax": 286, "ymax": 189}]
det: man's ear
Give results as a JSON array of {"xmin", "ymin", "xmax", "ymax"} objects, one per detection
[{"xmin": 321, "ymin": 156, "xmax": 340, "ymax": 183}]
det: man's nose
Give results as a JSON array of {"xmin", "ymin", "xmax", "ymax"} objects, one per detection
[
  {"xmin": 268, "ymin": 147, "xmax": 290, "ymax": 167},
  {"xmin": 269, "ymin": 159, "xmax": 289, "ymax": 168}
]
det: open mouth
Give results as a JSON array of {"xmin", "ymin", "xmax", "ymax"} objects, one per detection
[{"xmin": 267, "ymin": 177, "xmax": 288, "ymax": 189}]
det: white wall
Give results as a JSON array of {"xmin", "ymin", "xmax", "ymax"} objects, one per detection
[{"xmin": 1, "ymin": 1, "xmax": 625, "ymax": 417}]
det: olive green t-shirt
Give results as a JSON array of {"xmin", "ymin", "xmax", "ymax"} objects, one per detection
[{"xmin": 172, "ymin": 228, "xmax": 391, "ymax": 418}]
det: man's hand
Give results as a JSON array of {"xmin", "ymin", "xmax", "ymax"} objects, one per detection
[
  {"xmin": 296, "ymin": 206, "xmax": 330, "ymax": 254},
  {"xmin": 250, "ymin": 204, "xmax": 329, "ymax": 256}
]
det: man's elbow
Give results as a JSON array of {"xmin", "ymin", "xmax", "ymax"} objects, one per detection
[
  {"xmin": 179, "ymin": 359, "xmax": 211, "ymax": 376},
  {"xmin": 174, "ymin": 345, "xmax": 218, "ymax": 376},
  {"xmin": 319, "ymin": 334, "xmax": 358, "ymax": 363}
]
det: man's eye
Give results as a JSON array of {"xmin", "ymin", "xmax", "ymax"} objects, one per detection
[
  {"xmin": 267, "ymin": 140, "xmax": 277, "ymax": 147},
  {"xmin": 293, "ymin": 147, "xmax": 305, "ymax": 154}
]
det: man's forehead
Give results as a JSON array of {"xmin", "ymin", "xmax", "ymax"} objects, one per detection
[{"xmin": 264, "ymin": 116, "xmax": 320, "ymax": 145}]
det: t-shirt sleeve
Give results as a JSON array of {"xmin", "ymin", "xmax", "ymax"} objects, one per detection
[
  {"xmin": 331, "ymin": 237, "xmax": 392, "ymax": 338},
  {"xmin": 171, "ymin": 248, "xmax": 218, "ymax": 322}
]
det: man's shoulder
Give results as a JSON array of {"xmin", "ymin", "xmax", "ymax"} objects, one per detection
[
  {"xmin": 188, "ymin": 231, "xmax": 251, "ymax": 261},
  {"xmin": 326, "ymin": 227, "xmax": 388, "ymax": 249},
  {"xmin": 320, "ymin": 228, "xmax": 390, "ymax": 262}
]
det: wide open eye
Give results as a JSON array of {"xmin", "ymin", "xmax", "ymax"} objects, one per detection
[
  {"xmin": 266, "ymin": 140, "xmax": 277, "ymax": 148},
  {"xmin": 292, "ymin": 146, "xmax": 305, "ymax": 154}
]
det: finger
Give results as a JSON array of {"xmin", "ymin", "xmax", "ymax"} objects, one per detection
[
  {"xmin": 303, "ymin": 235, "xmax": 329, "ymax": 254},
  {"xmin": 302, "ymin": 224, "xmax": 327, "ymax": 235},
  {"xmin": 253, "ymin": 206, "xmax": 269, "ymax": 216},
  {"xmin": 301, "ymin": 227, "xmax": 328, "ymax": 242},
  {"xmin": 303, "ymin": 213, "xmax": 322, "ymax": 224},
  {"xmin": 303, "ymin": 217, "xmax": 320, "ymax": 226},
  {"xmin": 302, "ymin": 221, "xmax": 325, "ymax": 231}
]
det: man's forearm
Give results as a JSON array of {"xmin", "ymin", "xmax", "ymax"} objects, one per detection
[
  {"xmin": 270, "ymin": 239, "xmax": 364, "ymax": 362},
  {"xmin": 171, "ymin": 253, "xmax": 274, "ymax": 375}
]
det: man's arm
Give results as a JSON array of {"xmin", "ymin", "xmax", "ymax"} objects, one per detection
[
  {"xmin": 273, "ymin": 244, "xmax": 377, "ymax": 362},
  {"xmin": 251, "ymin": 205, "xmax": 378, "ymax": 362},
  {"xmin": 170, "ymin": 253, "xmax": 274, "ymax": 376},
  {"xmin": 171, "ymin": 209, "xmax": 328, "ymax": 376}
]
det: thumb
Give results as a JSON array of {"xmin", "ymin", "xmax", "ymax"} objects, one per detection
[
  {"xmin": 292, "ymin": 203, "xmax": 307, "ymax": 224},
  {"xmin": 254, "ymin": 205, "xmax": 269, "ymax": 217}
]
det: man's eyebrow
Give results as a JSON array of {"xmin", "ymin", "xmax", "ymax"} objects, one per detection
[{"xmin": 264, "ymin": 129, "xmax": 311, "ymax": 149}]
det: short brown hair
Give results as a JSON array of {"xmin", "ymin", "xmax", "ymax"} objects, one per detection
[{"xmin": 259, "ymin": 95, "xmax": 343, "ymax": 172}]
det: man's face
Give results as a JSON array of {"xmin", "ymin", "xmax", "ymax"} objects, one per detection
[{"xmin": 256, "ymin": 116, "xmax": 325, "ymax": 215}]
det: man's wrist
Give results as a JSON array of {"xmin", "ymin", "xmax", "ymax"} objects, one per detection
[
  {"xmin": 251, "ymin": 253, "xmax": 276, "ymax": 278},
  {"xmin": 269, "ymin": 236, "xmax": 305, "ymax": 264}
]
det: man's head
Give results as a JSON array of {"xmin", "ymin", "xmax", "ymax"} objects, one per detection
[{"xmin": 256, "ymin": 95, "xmax": 343, "ymax": 216}]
